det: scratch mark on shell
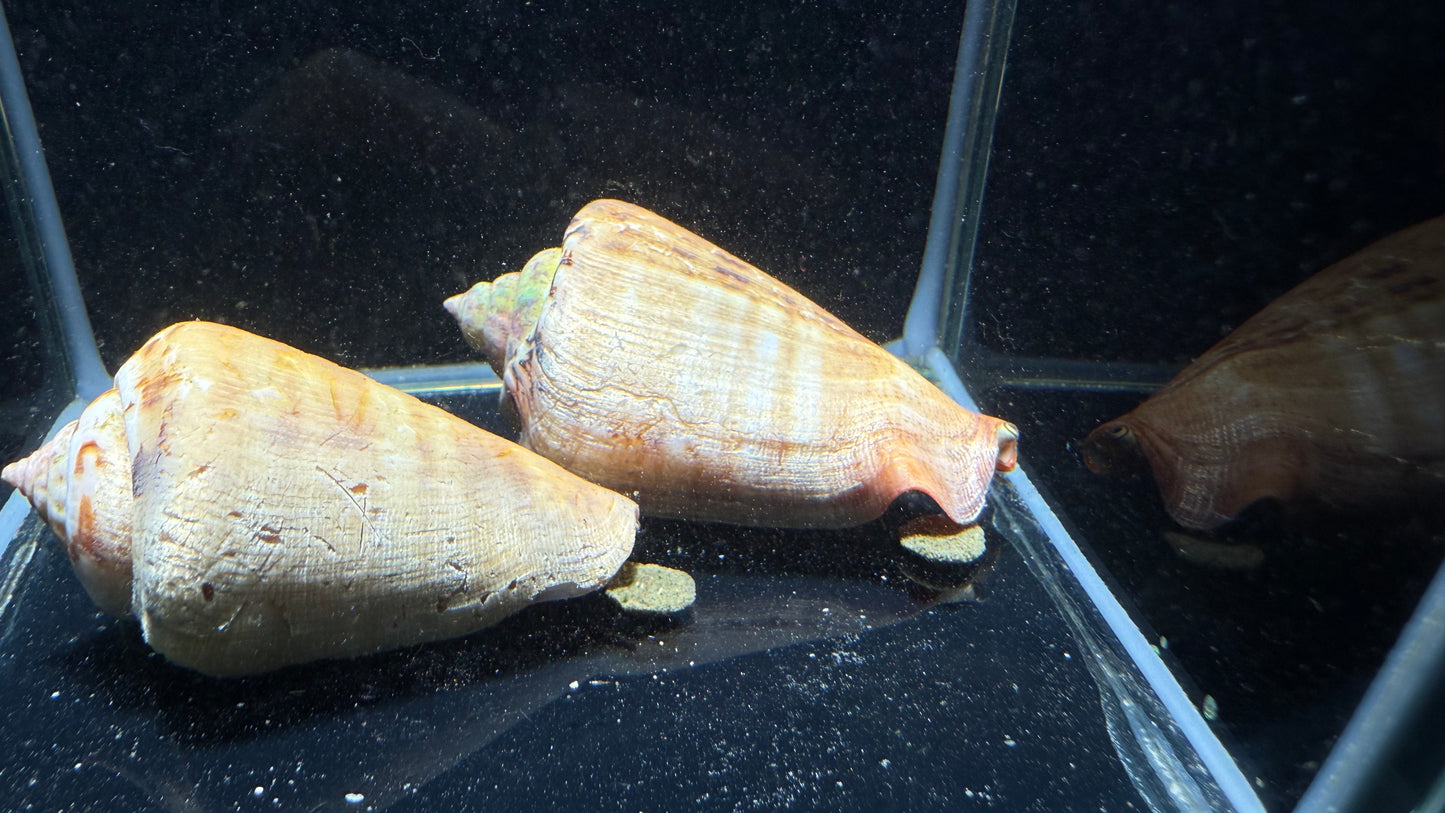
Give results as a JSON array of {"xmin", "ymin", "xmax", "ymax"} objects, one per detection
[{"xmin": 315, "ymin": 466, "xmax": 384, "ymax": 550}]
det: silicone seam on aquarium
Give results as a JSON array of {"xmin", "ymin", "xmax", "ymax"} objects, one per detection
[
  {"xmin": 921, "ymin": 348, "xmax": 1266, "ymax": 813},
  {"xmin": 1294, "ymin": 562, "xmax": 1445, "ymax": 813},
  {"xmin": 0, "ymin": 7, "xmax": 109, "ymax": 399},
  {"xmin": 902, "ymin": 0, "xmax": 1016, "ymax": 360},
  {"xmin": 364, "ymin": 361, "xmax": 501, "ymax": 396}
]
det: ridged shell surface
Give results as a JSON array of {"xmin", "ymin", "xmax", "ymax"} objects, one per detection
[
  {"xmin": 447, "ymin": 199, "xmax": 1017, "ymax": 529},
  {"xmin": 3, "ymin": 321, "xmax": 638, "ymax": 676},
  {"xmin": 1082, "ymin": 214, "xmax": 1445, "ymax": 530}
]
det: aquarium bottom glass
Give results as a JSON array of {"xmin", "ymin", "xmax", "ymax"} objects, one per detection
[{"xmin": 0, "ymin": 373, "xmax": 1254, "ymax": 812}]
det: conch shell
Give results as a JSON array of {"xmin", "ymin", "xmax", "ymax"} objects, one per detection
[
  {"xmin": 1081, "ymin": 214, "xmax": 1445, "ymax": 530},
  {"xmin": 2, "ymin": 321, "xmax": 647, "ymax": 676},
  {"xmin": 445, "ymin": 199, "xmax": 1018, "ymax": 530}
]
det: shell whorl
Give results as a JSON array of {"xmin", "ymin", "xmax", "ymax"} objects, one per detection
[
  {"xmin": 3, "ymin": 390, "xmax": 136, "ymax": 617},
  {"xmin": 444, "ymin": 247, "xmax": 560, "ymax": 376},
  {"xmin": 1, "ymin": 425, "xmax": 73, "ymax": 535}
]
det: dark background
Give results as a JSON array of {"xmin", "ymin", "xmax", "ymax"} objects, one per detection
[
  {"xmin": 973, "ymin": 0, "xmax": 1445, "ymax": 365},
  {"xmin": 5, "ymin": 0, "xmax": 953, "ymax": 371}
]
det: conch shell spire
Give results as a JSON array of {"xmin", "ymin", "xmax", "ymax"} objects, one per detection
[
  {"xmin": 446, "ymin": 248, "xmax": 558, "ymax": 373},
  {"xmin": 4, "ymin": 393, "xmax": 136, "ymax": 617}
]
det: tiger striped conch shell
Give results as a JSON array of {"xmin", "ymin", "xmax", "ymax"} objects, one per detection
[
  {"xmin": 1, "ymin": 321, "xmax": 692, "ymax": 677},
  {"xmin": 1081, "ymin": 214, "xmax": 1445, "ymax": 530},
  {"xmin": 444, "ymin": 199, "xmax": 1018, "ymax": 532}
]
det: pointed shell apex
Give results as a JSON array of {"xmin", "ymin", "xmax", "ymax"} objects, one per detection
[{"xmin": 446, "ymin": 247, "xmax": 563, "ymax": 377}]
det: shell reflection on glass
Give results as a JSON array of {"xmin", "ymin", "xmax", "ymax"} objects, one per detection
[
  {"xmin": 445, "ymin": 199, "xmax": 1019, "ymax": 532},
  {"xmin": 2, "ymin": 321, "xmax": 663, "ymax": 677},
  {"xmin": 1082, "ymin": 214, "xmax": 1445, "ymax": 530}
]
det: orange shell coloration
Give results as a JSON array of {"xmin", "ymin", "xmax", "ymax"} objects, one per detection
[
  {"xmin": 446, "ymin": 199, "xmax": 1018, "ymax": 529},
  {"xmin": 2, "ymin": 391, "xmax": 135, "ymax": 616},
  {"xmin": 3, "ymin": 322, "xmax": 639, "ymax": 676},
  {"xmin": 1082, "ymin": 214, "xmax": 1445, "ymax": 530}
]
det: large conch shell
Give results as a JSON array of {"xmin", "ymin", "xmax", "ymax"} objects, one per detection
[
  {"xmin": 2, "ymin": 321, "xmax": 652, "ymax": 676},
  {"xmin": 444, "ymin": 199, "xmax": 1018, "ymax": 530},
  {"xmin": 1081, "ymin": 214, "xmax": 1445, "ymax": 530}
]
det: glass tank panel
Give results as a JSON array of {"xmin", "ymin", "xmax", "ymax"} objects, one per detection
[
  {"xmin": 0, "ymin": 2, "xmax": 1184, "ymax": 811},
  {"xmin": 3, "ymin": 0, "xmax": 957, "ymax": 370},
  {"xmin": 953, "ymin": 0, "xmax": 1445, "ymax": 809}
]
